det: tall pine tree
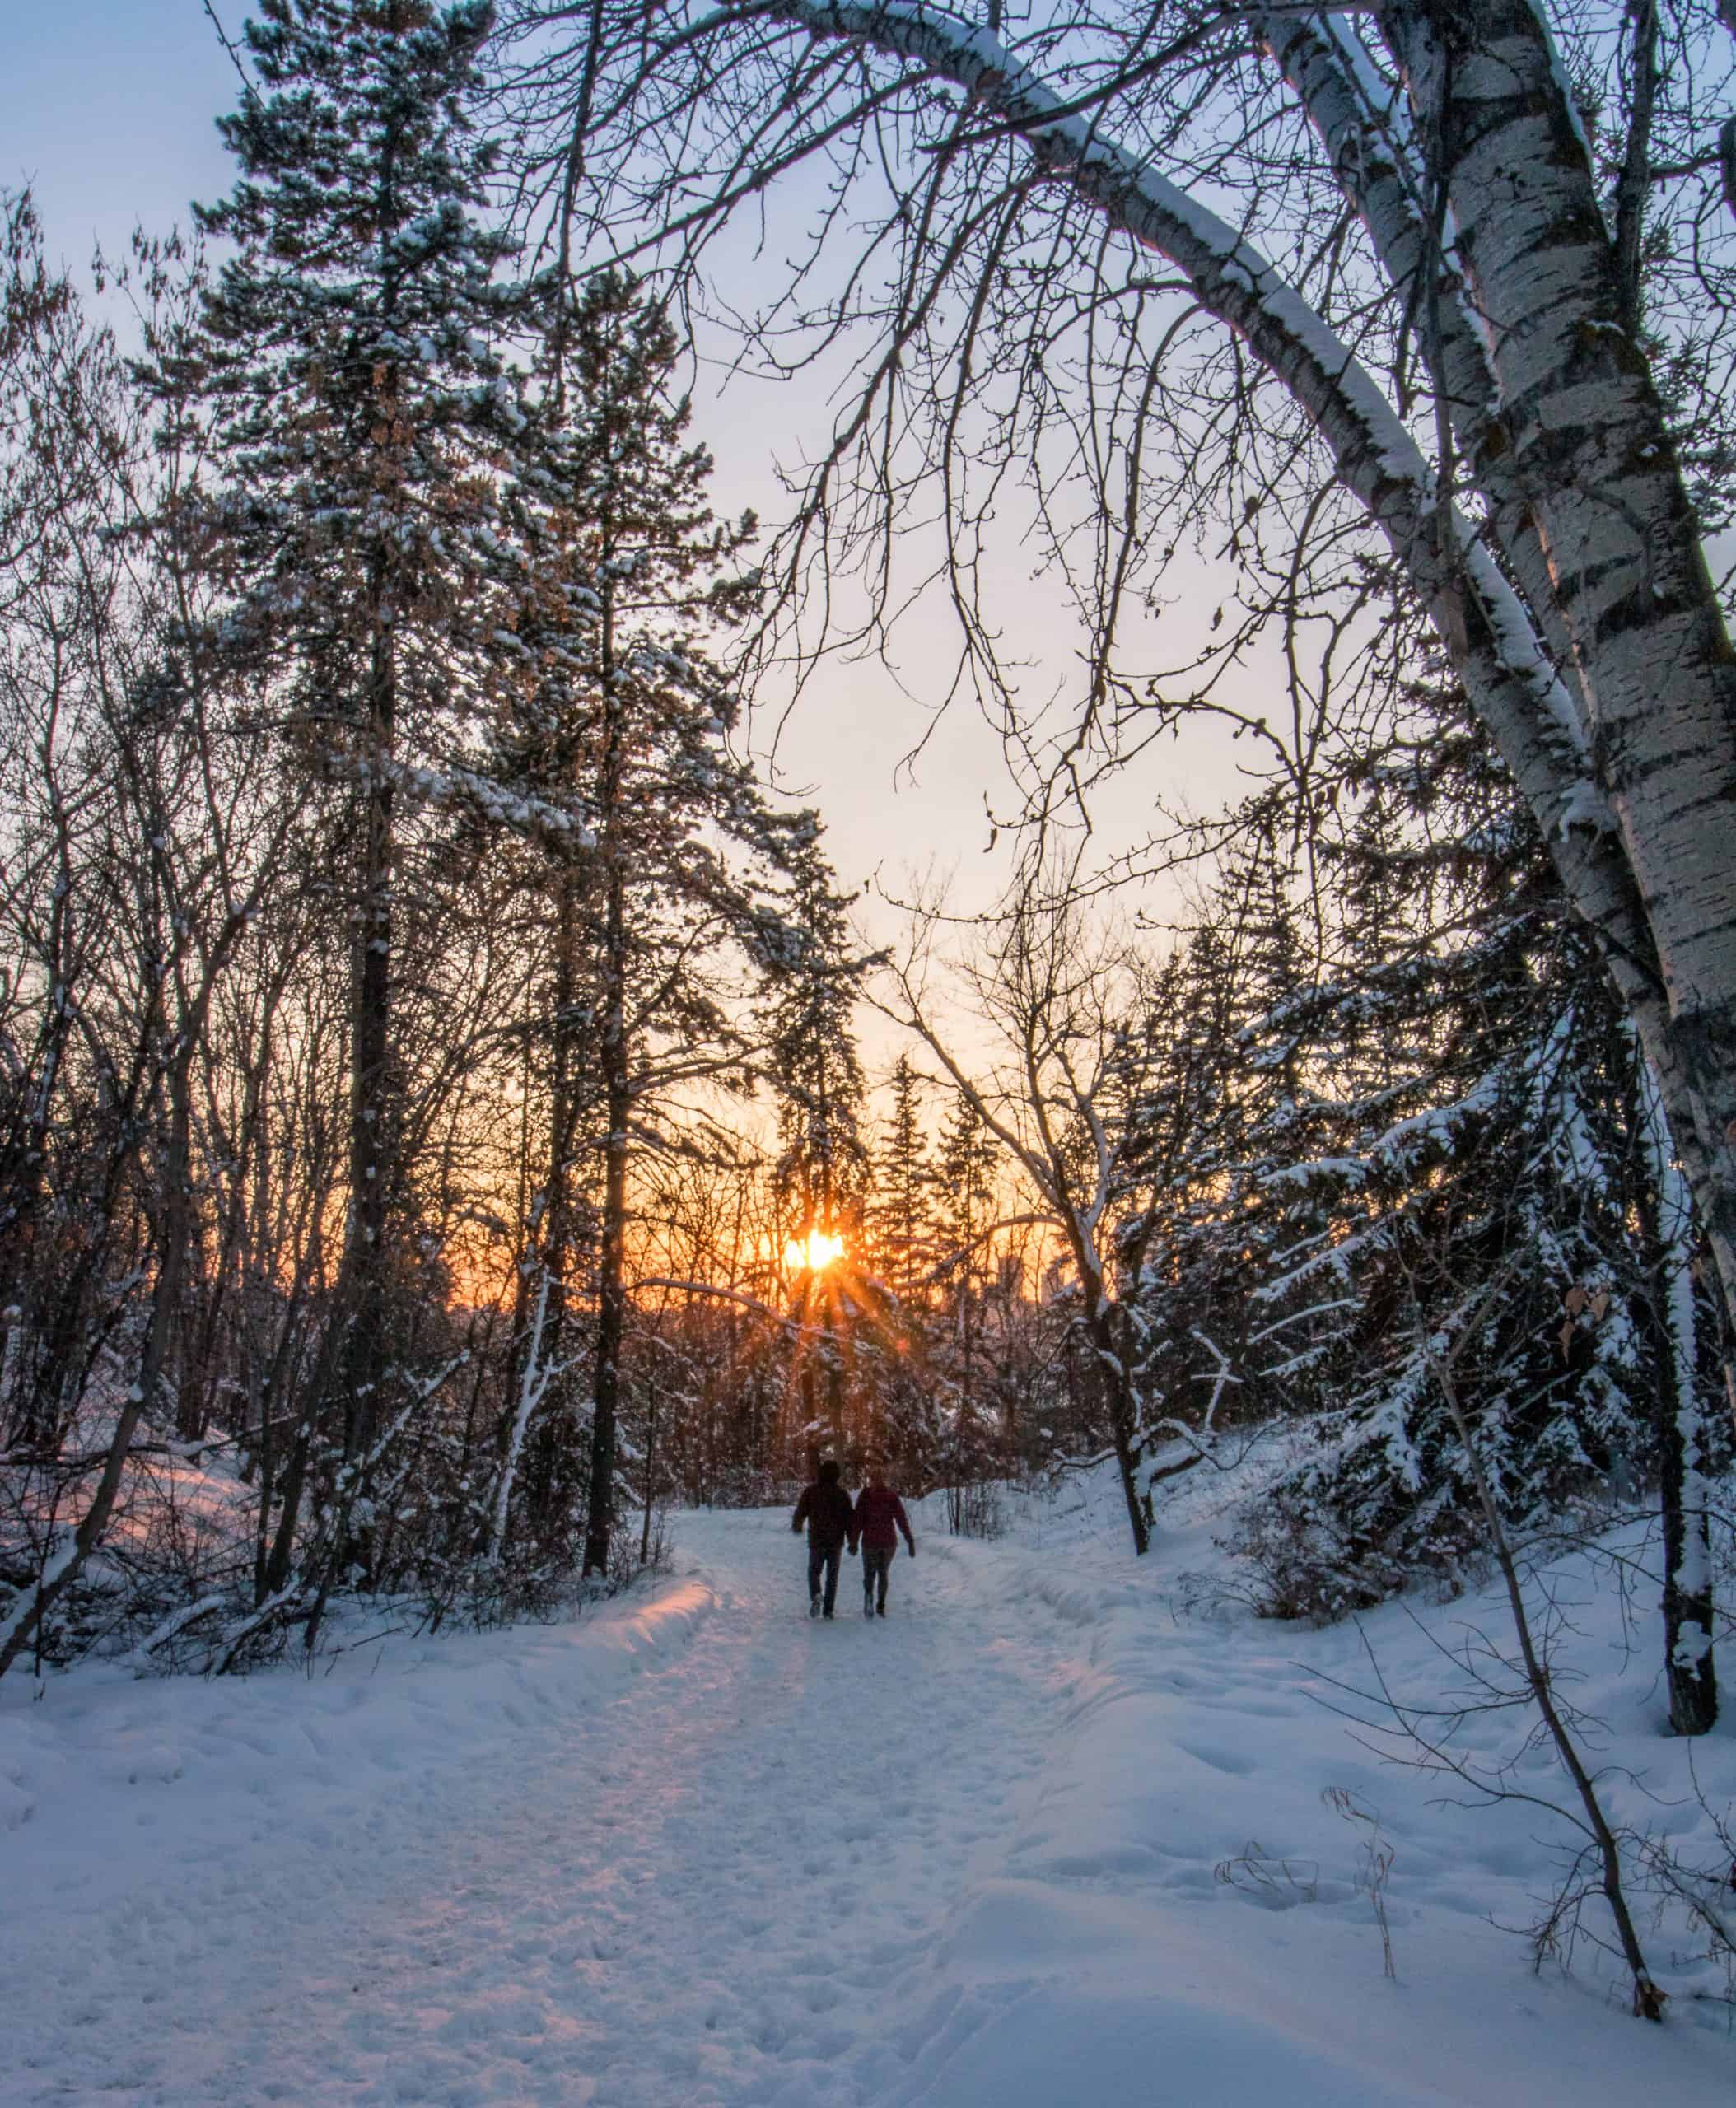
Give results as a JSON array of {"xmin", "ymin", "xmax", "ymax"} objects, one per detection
[
  {"xmin": 870, "ymin": 1055, "xmax": 936, "ymax": 1304},
  {"xmin": 171, "ymin": 0, "xmax": 530, "ymax": 1589}
]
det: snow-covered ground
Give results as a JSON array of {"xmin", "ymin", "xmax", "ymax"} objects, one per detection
[{"xmin": 3, "ymin": 1464, "xmax": 1734, "ymax": 2106}]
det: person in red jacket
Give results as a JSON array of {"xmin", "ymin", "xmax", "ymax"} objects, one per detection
[{"xmin": 853, "ymin": 1462, "xmax": 916, "ymax": 1618}]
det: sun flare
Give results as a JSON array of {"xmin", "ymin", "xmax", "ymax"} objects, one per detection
[{"xmin": 783, "ymin": 1229, "xmax": 846, "ymax": 1273}]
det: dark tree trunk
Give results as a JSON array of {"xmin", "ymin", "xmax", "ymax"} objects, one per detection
[
  {"xmin": 342, "ymin": 621, "xmax": 396, "ymax": 1474},
  {"xmin": 1659, "ymin": 1372, "xmax": 1719, "ymax": 1736},
  {"xmin": 639, "ymin": 1380, "xmax": 658, "ymax": 1564},
  {"xmin": 583, "ymin": 862, "xmax": 629, "ymax": 1579},
  {"xmin": 1094, "ymin": 1302, "xmax": 1150, "ymax": 1557},
  {"xmin": 523, "ymin": 860, "xmax": 590, "ymax": 1537},
  {"xmin": 583, "ymin": 576, "xmax": 628, "ymax": 1579}
]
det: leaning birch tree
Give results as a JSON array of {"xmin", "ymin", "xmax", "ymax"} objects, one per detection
[{"xmin": 501, "ymin": 0, "xmax": 1736, "ymax": 1328}]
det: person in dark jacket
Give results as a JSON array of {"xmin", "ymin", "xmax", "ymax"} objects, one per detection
[
  {"xmin": 853, "ymin": 1465, "xmax": 916, "ymax": 1618},
  {"xmin": 791, "ymin": 1458, "xmax": 857, "ymax": 1618}
]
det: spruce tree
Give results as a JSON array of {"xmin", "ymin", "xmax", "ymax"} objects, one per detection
[
  {"xmin": 854, "ymin": 1056, "xmax": 941, "ymax": 1477},
  {"xmin": 767, "ymin": 849, "xmax": 870, "ymax": 1250},
  {"xmin": 1210, "ymin": 672, "xmax": 1726, "ymax": 1691},
  {"xmin": 1110, "ymin": 926, "xmax": 1255, "ymax": 1478},
  {"xmin": 932, "ymin": 1089, "xmax": 1001, "ymax": 1522},
  {"xmin": 171, "ymin": 0, "xmax": 532, "ymax": 1589},
  {"xmin": 870, "ymin": 1055, "xmax": 936, "ymax": 1304}
]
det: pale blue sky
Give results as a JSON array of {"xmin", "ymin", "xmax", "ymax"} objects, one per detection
[
  {"xmin": 2, "ymin": 5, "xmax": 1025, "ymax": 896},
  {"xmin": 4, "ymin": 2, "xmax": 1249, "ymax": 1071},
  {"xmin": 6, "ymin": 2, "xmax": 237, "ymax": 267}
]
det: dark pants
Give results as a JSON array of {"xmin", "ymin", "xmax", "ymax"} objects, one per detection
[
  {"xmin": 861, "ymin": 1543, "xmax": 895, "ymax": 1609},
  {"xmin": 807, "ymin": 1540, "xmax": 842, "ymax": 1613}
]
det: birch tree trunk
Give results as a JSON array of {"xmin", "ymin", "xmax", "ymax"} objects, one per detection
[
  {"xmin": 1640, "ymin": 1067, "xmax": 1720, "ymax": 1734},
  {"xmin": 1386, "ymin": 0, "xmax": 1736, "ymax": 1319}
]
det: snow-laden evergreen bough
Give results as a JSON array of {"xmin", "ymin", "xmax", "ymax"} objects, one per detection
[{"xmin": 1103, "ymin": 669, "xmax": 1727, "ymax": 1732}]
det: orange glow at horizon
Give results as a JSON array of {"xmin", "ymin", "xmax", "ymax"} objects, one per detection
[{"xmin": 783, "ymin": 1229, "xmax": 846, "ymax": 1273}]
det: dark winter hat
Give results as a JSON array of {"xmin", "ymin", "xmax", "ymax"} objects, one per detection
[{"xmin": 818, "ymin": 1458, "xmax": 842, "ymax": 1484}]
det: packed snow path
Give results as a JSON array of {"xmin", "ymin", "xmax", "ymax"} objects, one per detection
[
  {"xmin": 6, "ymin": 1515, "xmax": 1060, "ymax": 2108},
  {"xmin": 5, "ymin": 1500, "xmax": 1735, "ymax": 2106}
]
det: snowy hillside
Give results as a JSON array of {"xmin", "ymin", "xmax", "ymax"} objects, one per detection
[{"xmin": 3, "ymin": 1463, "xmax": 1734, "ymax": 2106}]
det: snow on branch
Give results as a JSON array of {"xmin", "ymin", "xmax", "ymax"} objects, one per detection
[{"xmin": 371, "ymin": 758, "xmax": 596, "ymax": 848}]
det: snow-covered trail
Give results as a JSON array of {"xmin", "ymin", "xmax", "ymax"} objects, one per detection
[
  {"xmin": 7, "ymin": 1499, "xmax": 1736, "ymax": 2107},
  {"xmin": 286, "ymin": 1517, "xmax": 1060, "ymax": 2106},
  {"xmin": 4, "ymin": 1514, "xmax": 1062, "ymax": 2107}
]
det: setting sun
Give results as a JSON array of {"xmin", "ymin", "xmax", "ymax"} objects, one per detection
[{"xmin": 783, "ymin": 1229, "xmax": 846, "ymax": 1273}]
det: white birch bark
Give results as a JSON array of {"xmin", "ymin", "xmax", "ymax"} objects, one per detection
[
  {"xmin": 1260, "ymin": 6, "xmax": 1735, "ymax": 1318},
  {"xmin": 534, "ymin": 0, "xmax": 1736, "ymax": 1324},
  {"xmin": 490, "ymin": 1267, "xmax": 553, "ymax": 1565},
  {"xmin": 1382, "ymin": 0, "xmax": 1736, "ymax": 1303},
  {"xmin": 1639, "ymin": 1062, "xmax": 1718, "ymax": 1733}
]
